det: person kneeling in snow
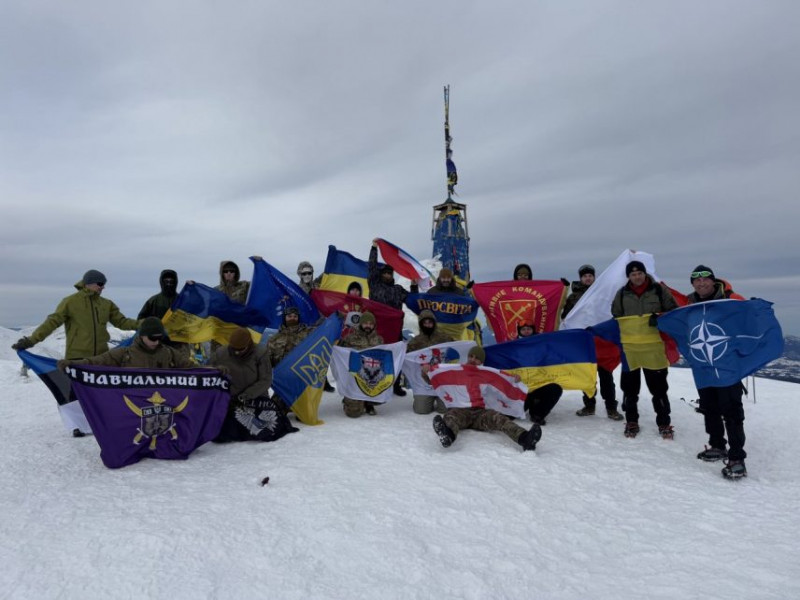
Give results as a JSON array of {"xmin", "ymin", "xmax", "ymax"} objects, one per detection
[
  {"xmin": 210, "ymin": 327, "xmax": 297, "ymax": 443},
  {"xmin": 424, "ymin": 346, "xmax": 541, "ymax": 452}
]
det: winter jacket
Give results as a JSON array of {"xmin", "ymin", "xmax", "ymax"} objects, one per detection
[
  {"xmin": 611, "ymin": 275, "xmax": 679, "ymax": 317},
  {"xmin": 368, "ymin": 246, "xmax": 418, "ymax": 310},
  {"xmin": 267, "ymin": 323, "xmax": 313, "ymax": 366},
  {"xmin": 215, "ymin": 261, "xmax": 250, "ymax": 305},
  {"xmin": 211, "ymin": 345, "xmax": 273, "ymax": 401},
  {"xmin": 407, "ymin": 311, "xmax": 453, "ymax": 351},
  {"xmin": 76, "ymin": 336, "xmax": 194, "ymax": 369},
  {"xmin": 29, "ymin": 281, "xmax": 140, "ymax": 360},
  {"xmin": 340, "ymin": 326, "xmax": 383, "ymax": 350},
  {"xmin": 138, "ymin": 269, "xmax": 178, "ymax": 320},
  {"xmin": 561, "ymin": 281, "xmax": 590, "ymax": 319},
  {"xmin": 686, "ymin": 280, "xmax": 745, "ymax": 304}
]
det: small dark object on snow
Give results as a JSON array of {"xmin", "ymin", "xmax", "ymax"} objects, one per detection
[
  {"xmin": 260, "ymin": 477, "xmax": 270, "ymax": 486},
  {"xmin": 72, "ymin": 428, "xmax": 86, "ymax": 438}
]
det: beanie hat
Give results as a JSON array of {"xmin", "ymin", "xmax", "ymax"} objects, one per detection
[
  {"xmin": 468, "ymin": 345, "xmax": 486, "ymax": 363},
  {"xmin": 347, "ymin": 281, "xmax": 363, "ymax": 295},
  {"xmin": 517, "ymin": 320, "xmax": 535, "ymax": 336},
  {"xmin": 229, "ymin": 327, "xmax": 253, "ymax": 351},
  {"xmin": 139, "ymin": 317, "xmax": 165, "ymax": 338},
  {"xmin": 690, "ymin": 265, "xmax": 716, "ymax": 283},
  {"xmin": 625, "ymin": 261, "xmax": 646, "ymax": 277},
  {"xmin": 439, "ymin": 268, "xmax": 454, "ymax": 279},
  {"xmin": 359, "ymin": 311, "xmax": 376, "ymax": 326},
  {"xmin": 578, "ymin": 264, "xmax": 595, "ymax": 277},
  {"xmin": 83, "ymin": 269, "xmax": 107, "ymax": 286},
  {"xmin": 380, "ymin": 263, "xmax": 394, "ymax": 275},
  {"xmin": 418, "ymin": 309, "xmax": 436, "ymax": 324},
  {"xmin": 284, "ymin": 306, "xmax": 300, "ymax": 317}
]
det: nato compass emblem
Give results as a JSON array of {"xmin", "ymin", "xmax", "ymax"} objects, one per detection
[
  {"xmin": 124, "ymin": 391, "xmax": 189, "ymax": 450},
  {"xmin": 688, "ymin": 318, "xmax": 730, "ymax": 366}
]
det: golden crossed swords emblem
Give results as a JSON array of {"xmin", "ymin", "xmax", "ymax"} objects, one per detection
[{"xmin": 124, "ymin": 391, "xmax": 189, "ymax": 450}]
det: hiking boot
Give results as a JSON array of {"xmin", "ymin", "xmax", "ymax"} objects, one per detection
[
  {"xmin": 575, "ymin": 407, "xmax": 595, "ymax": 417},
  {"xmin": 432, "ymin": 415, "xmax": 455, "ymax": 448},
  {"xmin": 721, "ymin": 460, "xmax": 747, "ymax": 480},
  {"xmin": 72, "ymin": 428, "xmax": 86, "ymax": 438},
  {"xmin": 323, "ymin": 380, "xmax": 336, "ymax": 393},
  {"xmin": 518, "ymin": 424, "xmax": 542, "ymax": 451},
  {"xmin": 624, "ymin": 422, "xmax": 640, "ymax": 438},
  {"xmin": 364, "ymin": 403, "xmax": 376, "ymax": 416},
  {"xmin": 393, "ymin": 380, "xmax": 407, "ymax": 397},
  {"xmin": 697, "ymin": 446, "xmax": 728, "ymax": 462},
  {"xmin": 658, "ymin": 425, "xmax": 675, "ymax": 440},
  {"xmin": 606, "ymin": 409, "xmax": 624, "ymax": 421}
]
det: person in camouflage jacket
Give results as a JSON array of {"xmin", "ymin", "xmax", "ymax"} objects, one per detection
[
  {"xmin": 339, "ymin": 311, "xmax": 384, "ymax": 418},
  {"xmin": 266, "ymin": 307, "xmax": 313, "ymax": 411},
  {"xmin": 215, "ymin": 260, "xmax": 250, "ymax": 305},
  {"xmin": 12, "ymin": 269, "xmax": 139, "ymax": 360},
  {"xmin": 58, "ymin": 317, "xmax": 193, "ymax": 370},
  {"xmin": 407, "ymin": 309, "xmax": 453, "ymax": 414}
]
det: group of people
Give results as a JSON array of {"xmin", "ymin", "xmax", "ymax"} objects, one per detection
[{"xmin": 11, "ymin": 252, "xmax": 752, "ymax": 479}]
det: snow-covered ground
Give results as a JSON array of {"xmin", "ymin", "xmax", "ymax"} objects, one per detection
[{"xmin": 1, "ymin": 325, "xmax": 799, "ymax": 600}]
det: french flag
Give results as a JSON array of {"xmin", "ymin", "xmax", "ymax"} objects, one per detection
[{"xmin": 376, "ymin": 238, "xmax": 433, "ymax": 291}]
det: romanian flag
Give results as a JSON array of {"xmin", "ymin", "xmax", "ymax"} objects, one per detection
[
  {"xmin": 483, "ymin": 330, "xmax": 598, "ymax": 397},
  {"xmin": 163, "ymin": 283, "xmax": 270, "ymax": 346},
  {"xmin": 272, "ymin": 313, "xmax": 342, "ymax": 425},
  {"xmin": 247, "ymin": 257, "xmax": 320, "ymax": 328},
  {"xmin": 589, "ymin": 315, "xmax": 679, "ymax": 372},
  {"xmin": 472, "ymin": 280, "xmax": 567, "ymax": 342},
  {"xmin": 18, "ymin": 350, "xmax": 92, "ymax": 434},
  {"xmin": 319, "ymin": 245, "xmax": 371, "ymax": 296},
  {"xmin": 310, "ymin": 289, "xmax": 403, "ymax": 343},
  {"xmin": 375, "ymin": 238, "xmax": 434, "ymax": 291},
  {"xmin": 405, "ymin": 292, "xmax": 480, "ymax": 340}
]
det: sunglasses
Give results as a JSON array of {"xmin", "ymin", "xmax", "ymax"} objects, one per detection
[
  {"xmin": 691, "ymin": 271, "xmax": 713, "ymax": 279},
  {"xmin": 299, "ymin": 272, "xmax": 313, "ymax": 276},
  {"xmin": 223, "ymin": 269, "xmax": 236, "ymax": 274},
  {"xmin": 147, "ymin": 335, "xmax": 164, "ymax": 342},
  {"xmin": 96, "ymin": 283, "xmax": 106, "ymax": 288}
]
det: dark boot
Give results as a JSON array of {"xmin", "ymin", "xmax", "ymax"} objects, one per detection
[
  {"xmin": 432, "ymin": 415, "xmax": 455, "ymax": 447},
  {"xmin": 518, "ymin": 424, "xmax": 542, "ymax": 451}
]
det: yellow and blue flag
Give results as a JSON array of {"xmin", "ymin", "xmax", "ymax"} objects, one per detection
[
  {"xmin": 657, "ymin": 298, "xmax": 784, "ymax": 388},
  {"xmin": 483, "ymin": 329, "xmax": 598, "ymax": 397},
  {"xmin": 319, "ymin": 245, "xmax": 370, "ymax": 295},
  {"xmin": 163, "ymin": 283, "xmax": 270, "ymax": 345},
  {"xmin": 405, "ymin": 292, "xmax": 480, "ymax": 340},
  {"xmin": 247, "ymin": 257, "xmax": 320, "ymax": 328},
  {"xmin": 272, "ymin": 313, "xmax": 342, "ymax": 425}
]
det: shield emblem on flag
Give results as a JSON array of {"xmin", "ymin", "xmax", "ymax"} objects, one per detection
[
  {"xmin": 141, "ymin": 404, "xmax": 175, "ymax": 437},
  {"xmin": 349, "ymin": 349, "xmax": 395, "ymax": 397},
  {"xmin": 499, "ymin": 299, "xmax": 536, "ymax": 339}
]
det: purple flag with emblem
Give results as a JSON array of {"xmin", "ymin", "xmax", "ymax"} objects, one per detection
[{"xmin": 66, "ymin": 365, "xmax": 230, "ymax": 469}]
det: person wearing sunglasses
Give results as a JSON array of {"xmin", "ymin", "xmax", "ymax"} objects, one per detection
[
  {"xmin": 686, "ymin": 265, "xmax": 749, "ymax": 479},
  {"xmin": 296, "ymin": 261, "xmax": 323, "ymax": 294},
  {"xmin": 215, "ymin": 261, "xmax": 250, "ymax": 305},
  {"xmin": 12, "ymin": 269, "xmax": 140, "ymax": 363},
  {"xmin": 56, "ymin": 317, "xmax": 194, "ymax": 371}
]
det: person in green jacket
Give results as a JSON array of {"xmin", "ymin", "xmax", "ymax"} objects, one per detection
[{"xmin": 12, "ymin": 269, "xmax": 140, "ymax": 360}]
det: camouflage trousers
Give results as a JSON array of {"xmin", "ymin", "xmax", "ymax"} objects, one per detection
[
  {"xmin": 412, "ymin": 394, "xmax": 446, "ymax": 415},
  {"xmin": 443, "ymin": 407, "xmax": 525, "ymax": 442},
  {"xmin": 342, "ymin": 398, "xmax": 378, "ymax": 418}
]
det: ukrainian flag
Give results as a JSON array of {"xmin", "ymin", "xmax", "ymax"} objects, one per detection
[
  {"xmin": 589, "ymin": 315, "xmax": 674, "ymax": 371},
  {"xmin": 405, "ymin": 292, "xmax": 480, "ymax": 341},
  {"xmin": 162, "ymin": 283, "xmax": 270, "ymax": 345},
  {"xmin": 483, "ymin": 329, "xmax": 597, "ymax": 397},
  {"xmin": 272, "ymin": 313, "xmax": 342, "ymax": 425},
  {"xmin": 319, "ymin": 245, "xmax": 370, "ymax": 296}
]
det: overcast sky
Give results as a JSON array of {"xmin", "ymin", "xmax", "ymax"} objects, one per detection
[{"xmin": 2, "ymin": 1, "xmax": 799, "ymax": 334}]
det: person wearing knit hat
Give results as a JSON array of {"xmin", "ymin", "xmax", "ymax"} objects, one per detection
[
  {"xmin": 426, "ymin": 345, "xmax": 542, "ymax": 452},
  {"xmin": 611, "ymin": 259, "xmax": 679, "ymax": 439},
  {"xmin": 562, "ymin": 263, "xmax": 623, "ymax": 421},
  {"xmin": 685, "ymin": 266, "xmax": 749, "ymax": 478},
  {"xmin": 14, "ymin": 269, "xmax": 140, "ymax": 434},
  {"xmin": 210, "ymin": 327, "xmax": 297, "ymax": 443},
  {"xmin": 339, "ymin": 309, "xmax": 385, "ymax": 418},
  {"xmin": 429, "ymin": 267, "xmax": 465, "ymax": 296},
  {"xmin": 407, "ymin": 309, "xmax": 455, "ymax": 414},
  {"xmin": 514, "ymin": 322, "xmax": 565, "ymax": 426},
  {"xmin": 56, "ymin": 315, "xmax": 192, "ymax": 374}
]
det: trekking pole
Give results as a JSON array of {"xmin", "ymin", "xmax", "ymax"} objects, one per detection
[{"xmin": 751, "ymin": 374, "xmax": 757, "ymax": 404}]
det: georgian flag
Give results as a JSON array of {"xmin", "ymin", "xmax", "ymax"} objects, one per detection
[
  {"xmin": 404, "ymin": 341, "xmax": 475, "ymax": 395},
  {"xmin": 375, "ymin": 238, "xmax": 434, "ymax": 291},
  {"xmin": 427, "ymin": 364, "xmax": 528, "ymax": 419}
]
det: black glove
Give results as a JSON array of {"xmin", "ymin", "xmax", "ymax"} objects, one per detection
[
  {"xmin": 57, "ymin": 359, "xmax": 71, "ymax": 373},
  {"xmin": 648, "ymin": 313, "xmax": 659, "ymax": 327},
  {"xmin": 560, "ymin": 278, "xmax": 570, "ymax": 286},
  {"xmin": 466, "ymin": 280, "xmax": 475, "ymax": 290},
  {"xmin": 12, "ymin": 336, "xmax": 34, "ymax": 351},
  {"xmin": 214, "ymin": 365, "xmax": 229, "ymax": 377}
]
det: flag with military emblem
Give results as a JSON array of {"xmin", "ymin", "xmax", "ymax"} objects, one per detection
[
  {"xmin": 330, "ymin": 342, "xmax": 406, "ymax": 403},
  {"xmin": 403, "ymin": 341, "xmax": 474, "ymax": 395},
  {"xmin": 66, "ymin": 365, "xmax": 230, "ymax": 469},
  {"xmin": 472, "ymin": 280, "xmax": 567, "ymax": 342}
]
